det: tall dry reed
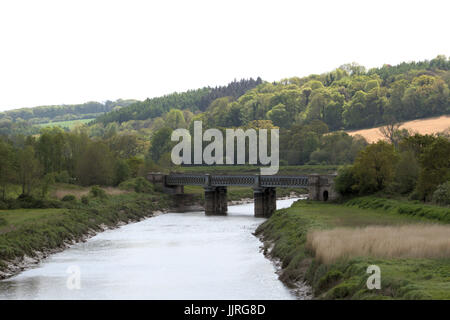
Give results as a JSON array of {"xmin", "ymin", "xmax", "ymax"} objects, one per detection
[{"xmin": 306, "ymin": 224, "xmax": 450, "ymax": 264}]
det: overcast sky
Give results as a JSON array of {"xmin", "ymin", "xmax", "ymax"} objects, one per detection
[{"xmin": 0, "ymin": 0, "xmax": 448, "ymax": 111}]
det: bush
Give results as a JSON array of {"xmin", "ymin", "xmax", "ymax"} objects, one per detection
[
  {"xmin": 335, "ymin": 166, "xmax": 357, "ymax": 196},
  {"xmin": 119, "ymin": 177, "xmax": 154, "ymax": 193},
  {"xmin": 54, "ymin": 171, "xmax": 71, "ymax": 184},
  {"xmin": 433, "ymin": 181, "xmax": 450, "ymax": 206},
  {"xmin": 0, "ymin": 201, "xmax": 8, "ymax": 210},
  {"xmin": 61, "ymin": 194, "xmax": 76, "ymax": 202},
  {"xmin": 134, "ymin": 177, "xmax": 154, "ymax": 193},
  {"xmin": 16, "ymin": 194, "xmax": 44, "ymax": 208},
  {"xmin": 41, "ymin": 199, "xmax": 63, "ymax": 208},
  {"xmin": 0, "ymin": 217, "xmax": 7, "ymax": 226},
  {"xmin": 89, "ymin": 186, "xmax": 107, "ymax": 199},
  {"xmin": 81, "ymin": 196, "xmax": 89, "ymax": 205}
]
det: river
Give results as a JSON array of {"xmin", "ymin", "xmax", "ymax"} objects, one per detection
[{"xmin": 0, "ymin": 198, "xmax": 301, "ymax": 300}]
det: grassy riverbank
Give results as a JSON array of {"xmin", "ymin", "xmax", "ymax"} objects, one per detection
[
  {"xmin": 0, "ymin": 192, "xmax": 171, "ymax": 278},
  {"xmin": 255, "ymin": 197, "xmax": 450, "ymax": 299}
]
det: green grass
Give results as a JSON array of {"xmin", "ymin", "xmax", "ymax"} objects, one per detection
[
  {"xmin": 0, "ymin": 208, "xmax": 65, "ymax": 227},
  {"xmin": 345, "ymin": 196, "xmax": 450, "ymax": 223},
  {"xmin": 38, "ymin": 118, "xmax": 94, "ymax": 129},
  {"xmin": 256, "ymin": 200, "xmax": 450, "ymax": 299}
]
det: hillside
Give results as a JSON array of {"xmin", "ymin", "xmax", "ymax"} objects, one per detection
[
  {"xmin": 1, "ymin": 56, "xmax": 449, "ymax": 139},
  {"xmin": 347, "ymin": 115, "xmax": 450, "ymax": 143},
  {"xmin": 0, "ymin": 99, "xmax": 138, "ymax": 125},
  {"xmin": 91, "ymin": 55, "xmax": 449, "ymax": 136},
  {"xmin": 94, "ymin": 78, "xmax": 262, "ymax": 124}
]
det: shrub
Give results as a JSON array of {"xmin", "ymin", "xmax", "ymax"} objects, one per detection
[
  {"xmin": 16, "ymin": 194, "xmax": 44, "ymax": 208},
  {"xmin": 0, "ymin": 217, "xmax": 7, "ymax": 226},
  {"xmin": 134, "ymin": 177, "xmax": 154, "ymax": 193},
  {"xmin": 334, "ymin": 165, "xmax": 357, "ymax": 196},
  {"xmin": 89, "ymin": 186, "xmax": 107, "ymax": 199},
  {"xmin": 0, "ymin": 201, "xmax": 8, "ymax": 210},
  {"xmin": 119, "ymin": 177, "xmax": 154, "ymax": 193},
  {"xmin": 81, "ymin": 196, "xmax": 89, "ymax": 205},
  {"xmin": 54, "ymin": 170, "xmax": 71, "ymax": 184},
  {"xmin": 433, "ymin": 181, "xmax": 450, "ymax": 206},
  {"xmin": 40, "ymin": 199, "xmax": 63, "ymax": 208},
  {"xmin": 61, "ymin": 194, "xmax": 76, "ymax": 202}
]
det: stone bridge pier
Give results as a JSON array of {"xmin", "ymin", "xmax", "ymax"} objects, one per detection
[
  {"xmin": 253, "ymin": 187, "xmax": 276, "ymax": 218},
  {"xmin": 204, "ymin": 186, "xmax": 228, "ymax": 215}
]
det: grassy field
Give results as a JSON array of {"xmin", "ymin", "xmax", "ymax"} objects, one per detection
[
  {"xmin": 38, "ymin": 118, "xmax": 94, "ymax": 129},
  {"xmin": 256, "ymin": 199, "xmax": 450, "ymax": 299}
]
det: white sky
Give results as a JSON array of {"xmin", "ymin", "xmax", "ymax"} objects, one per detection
[{"xmin": 0, "ymin": 0, "xmax": 448, "ymax": 111}]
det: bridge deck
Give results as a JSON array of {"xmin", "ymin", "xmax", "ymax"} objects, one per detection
[{"xmin": 165, "ymin": 174, "xmax": 309, "ymax": 188}]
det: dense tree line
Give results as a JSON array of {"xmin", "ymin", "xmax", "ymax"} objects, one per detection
[
  {"xmin": 335, "ymin": 130, "xmax": 450, "ymax": 204},
  {"xmin": 95, "ymin": 78, "xmax": 262, "ymax": 124},
  {"xmin": 145, "ymin": 114, "xmax": 368, "ymax": 167},
  {"xmin": 0, "ymin": 127, "xmax": 148, "ymax": 202},
  {"xmin": 0, "ymin": 99, "xmax": 136, "ymax": 125},
  {"xmin": 0, "ymin": 120, "xmax": 41, "ymax": 136},
  {"xmin": 199, "ymin": 56, "xmax": 449, "ymax": 131}
]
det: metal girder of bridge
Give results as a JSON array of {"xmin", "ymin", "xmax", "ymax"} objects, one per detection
[
  {"xmin": 164, "ymin": 174, "xmax": 309, "ymax": 188},
  {"xmin": 147, "ymin": 172, "xmax": 337, "ymax": 217}
]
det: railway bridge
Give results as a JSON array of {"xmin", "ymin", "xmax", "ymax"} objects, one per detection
[{"xmin": 147, "ymin": 173, "xmax": 337, "ymax": 217}]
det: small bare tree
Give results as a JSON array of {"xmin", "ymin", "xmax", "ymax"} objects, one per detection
[{"xmin": 379, "ymin": 120, "xmax": 402, "ymax": 145}]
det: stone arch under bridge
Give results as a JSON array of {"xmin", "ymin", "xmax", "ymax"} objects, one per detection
[{"xmin": 147, "ymin": 173, "xmax": 338, "ymax": 218}]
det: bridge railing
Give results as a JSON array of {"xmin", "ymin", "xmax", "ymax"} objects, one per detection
[
  {"xmin": 165, "ymin": 174, "xmax": 207, "ymax": 186},
  {"xmin": 260, "ymin": 175, "xmax": 309, "ymax": 187},
  {"xmin": 164, "ymin": 174, "xmax": 310, "ymax": 188}
]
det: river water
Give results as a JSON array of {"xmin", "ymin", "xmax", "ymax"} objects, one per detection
[{"xmin": 0, "ymin": 198, "xmax": 299, "ymax": 300}]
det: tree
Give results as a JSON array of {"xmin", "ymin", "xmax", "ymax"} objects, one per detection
[
  {"xmin": 392, "ymin": 151, "xmax": 420, "ymax": 194},
  {"xmin": 352, "ymin": 141, "xmax": 398, "ymax": 193},
  {"xmin": 126, "ymin": 156, "xmax": 144, "ymax": 178},
  {"xmin": 147, "ymin": 127, "xmax": 173, "ymax": 163},
  {"xmin": 165, "ymin": 109, "xmax": 186, "ymax": 129},
  {"xmin": 335, "ymin": 165, "xmax": 357, "ymax": 195},
  {"xmin": 35, "ymin": 127, "xmax": 66, "ymax": 174},
  {"xmin": 432, "ymin": 181, "xmax": 450, "ymax": 205},
  {"xmin": 114, "ymin": 160, "xmax": 130, "ymax": 185},
  {"xmin": 108, "ymin": 134, "xmax": 141, "ymax": 158},
  {"xmin": 266, "ymin": 103, "xmax": 290, "ymax": 127},
  {"xmin": 379, "ymin": 120, "xmax": 402, "ymax": 146},
  {"xmin": 415, "ymin": 137, "xmax": 450, "ymax": 200},
  {"xmin": 75, "ymin": 141, "xmax": 114, "ymax": 186},
  {"xmin": 17, "ymin": 146, "xmax": 41, "ymax": 195},
  {"xmin": 41, "ymin": 173, "xmax": 55, "ymax": 198},
  {"xmin": 0, "ymin": 139, "xmax": 15, "ymax": 200}
]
